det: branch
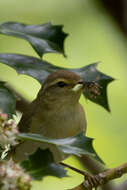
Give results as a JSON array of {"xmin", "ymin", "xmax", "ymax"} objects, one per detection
[
  {"xmin": 68, "ymin": 162, "xmax": 127, "ymax": 190},
  {"xmin": 60, "ymin": 162, "xmax": 89, "ymax": 176},
  {"xmin": 78, "ymin": 155, "xmax": 115, "ymax": 190}
]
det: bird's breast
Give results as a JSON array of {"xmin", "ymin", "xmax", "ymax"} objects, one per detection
[{"xmin": 30, "ymin": 103, "xmax": 86, "ymax": 139}]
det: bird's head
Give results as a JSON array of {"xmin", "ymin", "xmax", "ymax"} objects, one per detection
[{"xmin": 38, "ymin": 70, "xmax": 84, "ymax": 105}]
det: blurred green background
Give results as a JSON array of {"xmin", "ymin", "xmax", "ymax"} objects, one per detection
[{"xmin": 0, "ymin": 0, "xmax": 127, "ymax": 189}]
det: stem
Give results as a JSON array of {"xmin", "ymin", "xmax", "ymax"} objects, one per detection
[
  {"xmin": 79, "ymin": 155, "xmax": 115, "ymax": 190},
  {"xmin": 70, "ymin": 162, "xmax": 127, "ymax": 190},
  {"xmin": 60, "ymin": 162, "xmax": 88, "ymax": 176},
  {"xmin": 98, "ymin": 162, "xmax": 127, "ymax": 182}
]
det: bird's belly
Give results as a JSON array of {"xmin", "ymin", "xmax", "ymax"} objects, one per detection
[
  {"xmin": 30, "ymin": 109, "xmax": 86, "ymax": 139},
  {"xmin": 14, "ymin": 105, "xmax": 86, "ymax": 163},
  {"xmin": 41, "ymin": 119, "xmax": 82, "ymax": 138}
]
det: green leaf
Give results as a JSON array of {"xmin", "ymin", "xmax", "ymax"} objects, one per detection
[
  {"xmin": 21, "ymin": 148, "xmax": 67, "ymax": 180},
  {"xmin": 0, "ymin": 22, "xmax": 68, "ymax": 57},
  {"xmin": 0, "ymin": 53, "xmax": 114, "ymax": 111},
  {"xmin": 18, "ymin": 133, "xmax": 103, "ymax": 163},
  {"xmin": 74, "ymin": 63, "xmax": 114, "ymax": 111},
  {"xmin": 0, "ymin": 81, "xmax": 16, "ymax": 118},
  {"xmin": 0, "ymin": 53, "xmax": 57, "ymax": 82}
]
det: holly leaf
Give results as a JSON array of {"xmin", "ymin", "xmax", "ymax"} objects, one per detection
[
  {"xmin": 0, "ymin": 53, "xmax": 58, "ymax": 82},
  {"xmin": 0, "ymin": 53, "xmax": 114, "ymax": 111},
  {"xmin": 0, "ymin": 81, "xmax": 16, "ymax": 118},
  {"xmin": 21, "ymin": 148, "xmax": 67, "ymax": 180},
  {"xmin": 72, "ymin": 63, "xmax": 114, "ymax": 111},
  {"xmin": 18, "ymin": 132, "xmax": 103, "ymax": 164},
  {"xmin": 0, "ymin": 22, "xmax": 68, "ymax": 57}
]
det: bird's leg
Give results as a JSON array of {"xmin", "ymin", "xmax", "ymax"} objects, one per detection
[
  {"xmin": 60, "ymin": 162, "xmax": 100, "ymax": 189},
  {"xmin": 83, "ymin": 173, "xmax": 100, "ymax": 189}
]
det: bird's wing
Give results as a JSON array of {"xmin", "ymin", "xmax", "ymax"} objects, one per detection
[{"xmin": 18, "ymin": 100, "xmax": 36, "ymax": 133}]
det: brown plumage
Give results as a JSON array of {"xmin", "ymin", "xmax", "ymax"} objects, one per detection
[
  {"xmin": 43, "ymin": 70, "xmax": 81, "ymax": 85},
  {"xmin": 14, "ymin": 70, "xmax": 87, "ymax": 162}
]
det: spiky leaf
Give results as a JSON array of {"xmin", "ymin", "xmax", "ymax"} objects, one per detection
[
  {"xmin": 21, "ymin": 148, "xmax": 67, "ymax": 180},
  {"xmin": 0, "ymin": 53, "xmax": 114, "ymax": 110},
  {"xmin": 0, "ymin": 81, "xmax": 16, "ymax": 118},
  {"xmin": 0, "ymin": 22, "xmax": 68, "ymax": 57},
  {"xmin": 18, "ymin": 133, "xmax": 103, "ymax": 163}
]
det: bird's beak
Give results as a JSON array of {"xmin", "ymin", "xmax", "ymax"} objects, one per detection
[{"xmin": 72, "ymin": 82, "xmax": 84, "ymax": 92}]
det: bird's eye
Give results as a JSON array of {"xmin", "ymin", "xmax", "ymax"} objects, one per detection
[{"xmin": 57, "ymin": 81, "xmax": 67, "ymax": 87}]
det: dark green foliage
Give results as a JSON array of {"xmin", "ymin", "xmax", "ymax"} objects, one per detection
[
  {"xmin": 18, "ymin": 132, "xmax": 103, "ymax": 163},
  {"xmin": 0, "ymin": 22, "xmax": 68, "ymax": 57},
  {"xmin": 0, "ymin": 21, "xmax": 113, "ymax": 180},
  {"xmin": 0, "ymin": 82, "xmax": 16, "ymax": 118},
  {"xmin": 21, "ymin": 148, "xmax": 67, "ymax": 180},
  {"xmin": 0, "ymin": 21, "xmax": 114, "ymax": 111},
  {"xmin": 0, "ymin": 54, "xmax": 114, "ymax": 111},
  {"xmin": 74, "ymin": 63, "xmax": 114, "ymax": 111}
]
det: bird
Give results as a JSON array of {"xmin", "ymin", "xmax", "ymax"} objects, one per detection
[
  {"xmin": 12, "ymin": 69, "xmax": 112, "ymax": 190},
  {"xmin": 13, "ymin": 70, "xmax": 87, "ymax": 163}
]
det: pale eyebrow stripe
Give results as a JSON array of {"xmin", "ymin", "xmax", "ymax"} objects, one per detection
[{"xmin": 48, "ymin": 78, "xmax": 70, "ymax": 87}]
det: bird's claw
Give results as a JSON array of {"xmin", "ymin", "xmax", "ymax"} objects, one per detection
[{"xmin": 83, "ymin": 173, "xmax": 100, "ymax": 190}]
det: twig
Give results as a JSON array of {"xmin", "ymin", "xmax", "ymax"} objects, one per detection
[
  {"xmin": 79, "ymin": 155, "xmax": 115, "ymax": 190},
  {"xmin": 69, "ymin": 162, "xmax": 127, "ymax": 190},
  {"xmin": 96, "ymin": 162, "xmax": 127, "ymax": 182},
  {"xmin": 60, "ymin": 162, "xmax": 113, "ymax": 190},
  {"xmin": 60, "ymin": 162, "xmax": 89, "ymax": 176}
]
